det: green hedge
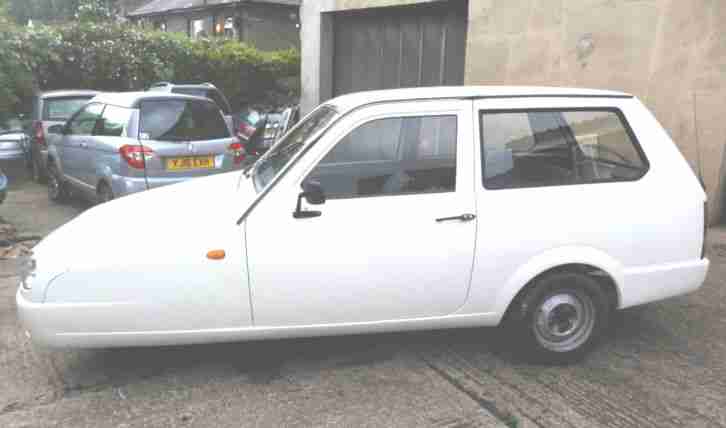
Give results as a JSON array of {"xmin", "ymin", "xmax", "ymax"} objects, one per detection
[{"xmin": 0, "ymin": 18, "xmax": 300, "ymax": 122}]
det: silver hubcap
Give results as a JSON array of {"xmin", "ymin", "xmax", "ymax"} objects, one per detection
[{"xmin": 533, "ymin": 291, "xmax": 595, "ymax": 353}]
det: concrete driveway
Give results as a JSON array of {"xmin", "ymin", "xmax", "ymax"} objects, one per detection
[{"xmin": 1, "ymin": 164, "xmax": 725, "ymax": 428}]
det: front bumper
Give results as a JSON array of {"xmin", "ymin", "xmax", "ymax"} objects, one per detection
[{"xmin": 16, "ymin": 286, "xmax": 58, "ymax": 347}]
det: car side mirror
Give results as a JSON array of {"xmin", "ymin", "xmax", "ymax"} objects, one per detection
[
  {"xmin": 302, "ymin": 180, "xmax": 326, "ymax": 205},
  {"xmin": 293, "ymin": 180, "xmax": 325, "ymax": 219},
  {"xmin": 48, "ymin": 124, "xmax": 64, "ymax": 135}
]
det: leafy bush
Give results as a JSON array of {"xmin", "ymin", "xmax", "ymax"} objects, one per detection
[
  {"xmin": 0, "ymin": 20, "xmax": 300, "ymax": 122},
  {"xmin": 75, "ymin": 0, "xmax": 114, "ymax": 23}
]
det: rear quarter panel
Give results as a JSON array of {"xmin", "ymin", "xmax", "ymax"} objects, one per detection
[{"xmin": 465, "ymin": 97, "xmax": 706, "ymax": 319}]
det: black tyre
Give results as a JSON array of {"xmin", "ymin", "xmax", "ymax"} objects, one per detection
[
  {"xmin": 508, "ymin": 272, "xmax": 610, "ymax": 364},
  {"xmin": 96, "ymin": 182, "xmax": 114, "ymax": 204},
  {"xmin": 47, "ymin": 163, "xmax": 67, "ymax": 203}
]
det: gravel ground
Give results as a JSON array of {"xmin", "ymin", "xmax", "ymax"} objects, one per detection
[{"xmin": 1, "ymin": 163, "xmax": 725, "ymax": 428}]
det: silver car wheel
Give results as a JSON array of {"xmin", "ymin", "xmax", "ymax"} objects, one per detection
[{"xmin": 532, "ymin": 290, "xmax": 596, "ymax": 353}]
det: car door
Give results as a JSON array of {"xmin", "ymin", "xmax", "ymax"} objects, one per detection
[
  {"xmin": 245, "ymin": 100, "xmax": 477, "ymax": 327},
  {"xmin": 62, "ymin": 103, "xmax": 104, "ymax": 187},
  {"xmin": 138, "ymin": 98, "xmax": 238, "ymax": 189},
  {"xmin": 91, "ymin": 103, "xmax": 136, "ymax": 186}
]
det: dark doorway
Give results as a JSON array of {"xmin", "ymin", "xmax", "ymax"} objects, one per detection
[{"xmin": 332, "ymin": 0, "xmax": 468, "ymax": 97}]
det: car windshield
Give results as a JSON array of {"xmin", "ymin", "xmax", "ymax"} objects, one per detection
[
  {"xmin": 252, "ymin": 105, "xmax": 337, "ymax": 192},
  {"xmin": 140, "ymin": 99, "xmax": 230, "ymax": 142}
]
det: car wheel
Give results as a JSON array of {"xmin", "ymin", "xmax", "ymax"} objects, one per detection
[
  {"xmin": 97, "ymin": 182, "xmax": 114, "ymax": 204},
  {"xmin": 509, "ymin": 272, "xmax": 610, "ymax": 364},
  {"xmin": 32, "ymin": 159, "xmax": 46, "ymax": 184},
  {"xmin": 47, "ymin": 164, "xmax": 67, "ymax": 203}
]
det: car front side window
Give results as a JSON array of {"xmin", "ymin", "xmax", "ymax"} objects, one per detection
[
  {"xmin": 67, "ymin": 103, "xmax": 104, "ymax": 136},
  {"xmin": 306, "ymin": 115, "xmax": 458, "ymax": 199},
  {"xmin": 96, "ymin": 104, "xmax": 133, "ymax": 137}
]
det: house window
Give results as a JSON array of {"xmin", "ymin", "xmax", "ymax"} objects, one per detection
[
  {"xmin": 224, "ymin": 16, "xmax": 237, "ymax": 38},
  {"xmin": 190, "ymin": 18, "xmax": 207, "ymax": 39}
]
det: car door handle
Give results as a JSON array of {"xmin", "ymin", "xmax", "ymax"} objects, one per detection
[
  {"xmin": 436, "ymin": 213, "xmax": 476, "ymax": 223},
  {"xmin": 79, "ymin": 142, "xmax": 88, "ymax": 148}
]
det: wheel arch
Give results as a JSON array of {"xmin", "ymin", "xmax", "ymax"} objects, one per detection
[
  {"xmin": 495, "ymin": 247, "xmax": 624, "ymax": 324},
  {"xmin": 96, "ymin": 177, "xmax": 111, "ymax": 193},
  {"xmin": 94, "ymin": 163, "xmax": 115, "ymax": 194}
]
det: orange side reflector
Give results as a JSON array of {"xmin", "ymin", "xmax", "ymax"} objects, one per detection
[{"xmin": 207, "ymin": 249, "xmax": 226, "ymax": 260}]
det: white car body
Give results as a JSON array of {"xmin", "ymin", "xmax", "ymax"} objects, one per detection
[{"xmin": 17, "ymin": 86, "xmax": 709, "ymax": 349}]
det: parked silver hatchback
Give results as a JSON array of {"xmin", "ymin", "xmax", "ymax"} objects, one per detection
[{"xmin": 46, "ymin": 92, "xmax": 245, "ymax": 203}]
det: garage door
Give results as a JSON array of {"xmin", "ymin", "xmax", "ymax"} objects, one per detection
[{"xmin": 333, "ymin": 0, "xmax": 468, "ymax": 97}]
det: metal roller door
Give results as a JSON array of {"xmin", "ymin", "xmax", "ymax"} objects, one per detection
[{"xmin": 333, "ymin": 0, "xmax": 468, "ymax": 97}]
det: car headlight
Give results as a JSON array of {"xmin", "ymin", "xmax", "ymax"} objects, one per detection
[{"xmin": 19, "ymin": 256, "xmax": 36, "ymax": 290}]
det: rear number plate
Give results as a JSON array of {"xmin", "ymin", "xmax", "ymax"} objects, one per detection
[{"xmin": 166, "ymin": 156, "xmax": 214, "ymax": 171}]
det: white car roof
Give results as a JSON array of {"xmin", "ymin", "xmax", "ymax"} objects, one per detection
[{"xmin": 326, "ymin": 86, "xmax": 633, "ymax": 113}]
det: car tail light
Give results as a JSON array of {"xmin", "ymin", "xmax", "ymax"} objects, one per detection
[
  {"xmin": 120, "ymin": 145, "xmax": 153, "ymax": 169},
  {"xmin": 33, "ymin": 121, "xmax": 46, "ymax": 148},
  {"xmin": 237, "ymin": 122, "xmax": 256, "ymax": 140},
  {"xmin": 228, "ymin": 141, "xmax": 245, "ymax": 164}
]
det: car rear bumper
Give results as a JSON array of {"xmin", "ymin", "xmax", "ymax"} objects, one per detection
[
  {"xmin": 619, "ymin": 258, "xmax": 710, "ymax": 309},
  {"xmin": 111, "ymin": 172, "xmax": 235, "ymax": 197},
  {"xmin": 110, "ymin": 175, "xmax": 190, "ymax": 196}
]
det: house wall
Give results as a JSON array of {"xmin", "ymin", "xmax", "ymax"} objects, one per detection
[
  {"xmin": 118, "ymin": 0, "xmax": 151, "ymax": 16},
  {"xmin": 243, "ymin": 3, "xmax": 301, "ymax": 51},
  {"xmin": 301, "ymin": 0, "xmax": 726, "ymax": 223},
  {"xmin": 463, "ymin": 0, "xmax": 726, "ymax": 224},
  {"xmin": 165, "ymin": 15, "xmax": 188, "ymax": 33},
  {"xmin": 133, "ymin": 4, "xmax": 300, "ymax": 51}
]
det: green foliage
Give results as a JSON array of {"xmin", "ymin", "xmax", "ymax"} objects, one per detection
[
  {"xmin": 6, "ymin": 0, "xmax": 83, "ymax": 25},
  {"xmin": 76, "ymin": 0, "xmax": 114, "ymax": 23},
  {"xmin": 4, "ymin": 0, "xmax": 121, "ymax": 24},
  {"xmin": 0, "ymin": 21, "xmax": 300, "ymax": 121}
]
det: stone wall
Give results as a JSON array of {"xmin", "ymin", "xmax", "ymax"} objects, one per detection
[{"xmin": 465, "ymin": 0, "xmax": 726, "ymax": 223}]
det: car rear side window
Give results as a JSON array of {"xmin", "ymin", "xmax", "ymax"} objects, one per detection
[
  {"xmin": 307, "ymin": 115, "xmax": 457, "ymax": 199},
  {"xmin": 96, "ymin": 104, "xmax": 132, "ymax": 137},
  {"xmin": 139, "ymin": 100, "xmax": 230, "ymax": 142},
  {"xmin": 481, "ymin": 109, "xmax": 647, "ymax": 190},
  {"xmin": 43, "ymin": 97, "xmax": 94, "ymax": 121}
]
